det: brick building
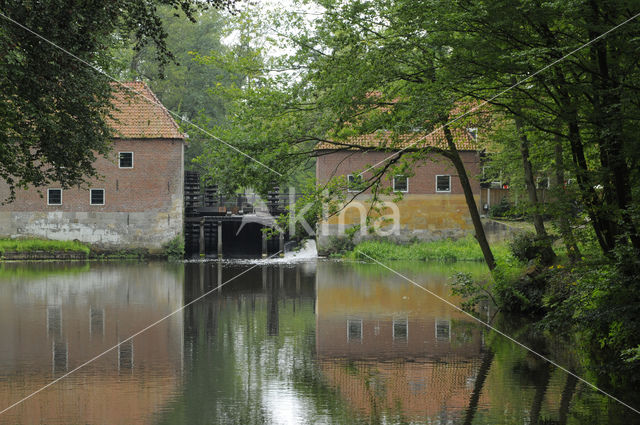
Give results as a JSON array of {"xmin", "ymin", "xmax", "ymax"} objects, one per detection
[
  {"xmin": 315, "ymin": 128, "xmax": 482, "ymax": 251},
  {"xmin": 0, "ymin": 82, "xmax": 185, "ymax": 251}
]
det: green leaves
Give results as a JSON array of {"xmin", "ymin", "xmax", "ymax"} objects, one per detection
[{"xmin": 0, "ymin": 0, "xmax": 240, "ymax": 197}]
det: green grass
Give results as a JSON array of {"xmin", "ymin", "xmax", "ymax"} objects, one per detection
[
  {"xmin": 344, "ymin": 235, "xmax": 512, "ymax": 263},
  {"xmin": 0, "ymin": 238, "xmax": 90, "ymax": 255}
]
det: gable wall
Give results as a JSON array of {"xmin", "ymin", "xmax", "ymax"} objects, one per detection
[
  {"xmin": 316, "ymin": 150, "xmax": 481, "ymax": 195},
  {"xmin": 0, "ymin": 138, "xmax": 184, "ymax": 251},
  {"xmin": 315, "ymin": 150, "xmax": 483, "ymax": 253}
]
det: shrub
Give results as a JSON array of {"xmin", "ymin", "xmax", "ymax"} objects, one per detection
[
  {"xmin": 492, "ymin": 262, "xmax": 548, "ymax": 316},
  {"xmin": 489, "ymin": 197, "xmax": 513, "ymax": 218},
  {"xmin": 348, "ymin": 235, "xmax": 512, "ymax": 262},
  {"xmin": 509, "ymin": 232, "xmax": 556, "ymax": 265},
  {"xmin": 164, "ymin": 235, "xmax": 184, "ymax": 261}
]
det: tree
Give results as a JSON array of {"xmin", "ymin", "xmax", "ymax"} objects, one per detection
[
  {"xmin": 112, "ymin": 6, "xmax": 239, "ymax": 173},
  {"xmin": 0, "ymin": 0, "xmax": 238, "ymax": 199},
  {"xmin": 195, "ymin": 1, "xmax": 499, "ymax": 267},
  {"xmin": 430, "ymin": 0, "xmax": 640, "ymax": 255}
]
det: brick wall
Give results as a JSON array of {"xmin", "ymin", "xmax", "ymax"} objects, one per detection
[
  {"xmin": 0, "ymin": 138, "xmax": 183, "ymax": 212},
  {"xmin": 315, "ymin": 150, "xmax": 483, "ymax": 252},
  {"xmin": 0, "ymin": 138, "xmax": 184, "ymax": 250},
  {"xmin": 315, "ymin": 149, "xmax": 481, "ymax": 195}
]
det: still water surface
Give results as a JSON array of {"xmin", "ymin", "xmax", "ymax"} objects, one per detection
[{"xmin": 0, "ymin": 260, "xmax": 635, "ymax": 424}]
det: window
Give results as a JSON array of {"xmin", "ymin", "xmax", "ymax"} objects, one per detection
[
  {"xmin": 393, "ymin": 175, "xmax": 408, "ymax": 193},
  {"xmin": 393, "ymin": 318, "xmax": 408, "ymax": 342},
  {"xmin": 536, "ymin": 177, "xmax": 550, "ymax": 189},
  {"xmin": 436, "ymin": 175, "xmax": 451, "ymax": 192},
  {"xmin": 119, "ymin": 340, "xmax": 134, "ymax": 370},
  {"xmin": 435, "ymin": 319, "xmax": 451, "ymax": 342},
  {"xmin": 47, "ymin": 189, "xmax": 62, "ymax": 205},
  {"xmin": 90, "ymin": 189, "xmax": 105, "ymax": 205},
  {"xmin": 52, "ymin": 340, "xmax": 68, "ymax": 374},
  {"xmin": 119, "ymin": 152, "xmax": 133, "ymax": 168},
  {"xmin": 90, "ymin": 307, "xmax": 104, "ymax": 338},
  {"xmin": 347, "ymin": 319, "xmax": 363, "ymax": 342},
  {"xmin": 47, "ymin": 306, "xmax": 62, "ymax": 338},
  {"xmin": 467, "ymin": 127, "xmax": 478, "ymax": 142},
  {"xmin": 347, "ymin": 174, "xmax": 363, "ymax": 192}
]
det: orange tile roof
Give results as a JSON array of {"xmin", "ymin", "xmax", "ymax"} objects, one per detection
[
  {"xmin": 108, "ymin": 81, "xmax": 185, "ymax": 140},
  {"xmin": 314, "ymin": 127, "xmax": 477, "ymax": 151}
]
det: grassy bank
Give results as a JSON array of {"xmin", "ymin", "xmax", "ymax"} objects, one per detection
[
  {"xmin": 0, "ymin": 238, "xmax": 90, "ymax": 255},
  {"xmin": 341, "ymin": 236, "xmax": 512, "ymax": 262}
]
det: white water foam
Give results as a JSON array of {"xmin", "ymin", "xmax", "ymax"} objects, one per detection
[
  {"xmin": 184, "ymin": 239, "xmax": 318, "ymax": 265},
  {"xmin": 283, "ymin": 239, "xmax": 317, "ymax": 260}
]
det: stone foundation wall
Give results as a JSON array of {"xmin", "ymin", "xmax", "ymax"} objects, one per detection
[
  {"xmin": 316, "ymin": 194, "xmax": 486, "ymax": 254},
  {"xmin": 0, "ymin": 196, "xmax": 182, "ymax": 252}
]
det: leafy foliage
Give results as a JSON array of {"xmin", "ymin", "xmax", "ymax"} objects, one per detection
[
  {"xmin": 348, "ymin": 236, "xmax": 511, "ymax": 263},
  {"xmin": 0, "ymin": 0, "xmax": 239, "ymax": 198},
  {"xmin": 450, "ymin": 272, "xmax": 497, "ymax": 313},
  {"xmin": 164, "ymin": 234, "xmax": 185, "ymax": 261},
  {"xmin": 0, "ymin": 238, "xmax": 89, "ymax": 255},
  {"xmin": 509, "ymin": 232, "xmax": 557, "ymax": 265}
]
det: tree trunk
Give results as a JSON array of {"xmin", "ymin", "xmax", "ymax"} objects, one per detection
[
  {"xmin": 554, "ymin": 135, "xmax": 581, "ymax": 262},
  {"xmin": 513, "ymin": 113, "xmax": 548, "ymax": 238},
  {"xmin": 530, "ymin": 362, "xmax": 553, "ymax": 425},
  {"xmin": 587, "ymin": 1, "xmax": 640, "ymax": 251},
  {"xmin": 558, "ymin": 373, "xmax": 578, "ymax": 425},
  {"xmin": 463, "ymin": 348, "xmax": 494, "ymax": 425},
  {"xmin": 441, "ymin": 125, "xmax": 496, "ymax": 271},
  {"xmin": 511, "ymin": 100, "xmax": 556, "ymax": 264}
]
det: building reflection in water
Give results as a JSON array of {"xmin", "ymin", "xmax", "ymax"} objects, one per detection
[
  {"xmin": 0, "ymin": 260, "xmax": 590, "ymax": 425},
  {"xmin": 0, "ymin": 262, "xmax": 184, "ymax": 425},
  {"xmin": 315, "ymin": 262, "xmax": 489, "ymax": 422}
]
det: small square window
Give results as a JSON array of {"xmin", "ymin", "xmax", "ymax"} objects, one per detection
[
  {"xmin": 393, "ymin": 175, "xmax": 408, "ymax": 193},
  {"xmin": 347, "ymin": 174, "xmax": 364, "ymax": 193},
  {"xmin": 47, "ymin": 189, "xmax": 62, "ymax": 205},
  {"xmin": 436, "ymin": 175, "xmax": 451, "ymax": 192},
  {"xmin": 119, "ymin": 152, "xmax": 133, "ymax": 168},
  {"xmin": 90, "ymin": 189, "xmax": 105, "ymax": 205}
]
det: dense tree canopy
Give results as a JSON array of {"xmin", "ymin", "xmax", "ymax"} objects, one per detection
[
  {"xmin": 0, "ymin": 0, "xmax": 238, "ymax": 198},
  {"xmin": 112, "ymin": 5, "xmax": 240, "ymax": 172},
  {"xmin": 197, "ymin": 0, "xmax": 640, "ymax": 373}
]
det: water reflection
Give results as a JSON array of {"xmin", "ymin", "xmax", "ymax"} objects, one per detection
[
  {"xmin": 315, "ymin": 262, "xmax": 488, "ymax": 423},
  {"xmin": 0, "ymin": 260, "xmax": 636, "ymax": 424},
  {"xmin": 0, "ymin": 262, "xmax": 184, "ymax": 425}
]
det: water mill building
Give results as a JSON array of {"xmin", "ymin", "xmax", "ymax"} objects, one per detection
[{"xmin": 0, "ymin": 82, "xmax": 185, "ymax": 252}]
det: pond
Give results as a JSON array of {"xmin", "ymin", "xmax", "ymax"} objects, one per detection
[{"xmin": 0, "ymin": 260, "xmax": 636, "ymax": 424}]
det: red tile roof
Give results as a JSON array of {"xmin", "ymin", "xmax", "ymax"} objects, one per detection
[
  {"xmin": 108, "ymin": 82, "xmax": 185, "ymax": 140},
  {"xmin": 314, "ymin": 127, "xmax": 477, "ymax": 151}
]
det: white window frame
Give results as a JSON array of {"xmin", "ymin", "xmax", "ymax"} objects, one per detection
[
  {"xmin": 467, "ymin": 127, "xmax": 478, "ymax": 142},
  {"xmin": 90, "ymin": 189, "xmax": 105, "ymax": 205},
  {"xmin": 47, "ymin": 188, "xmax": 62, "ymax": 205},
  {"xmin": 536, "ymin": 177, "xmax": 550, "ymax": 189},
  {"xmin": 435, "ymin": 175, "xmax": 451, "ymax": 193},
  {"xmin": 118, "ymin": 152, "xmax": 134, "ymax": 169},
  {"xmin": 347, "ymin": 174, "xmax": 360, "ymax": 193},
  {"xmin": 392, "ymin": 175, "xmax": 409, "ymax": 193}
]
